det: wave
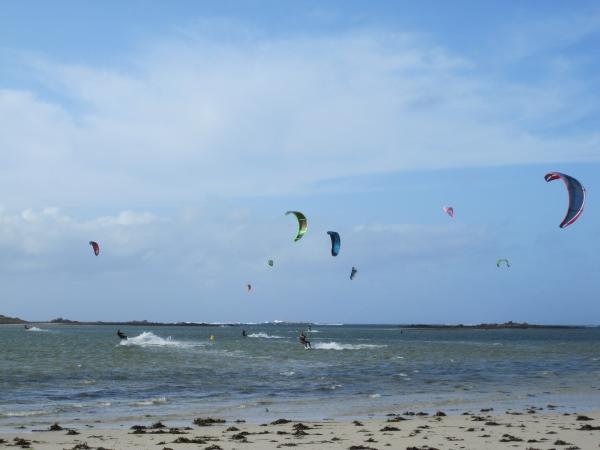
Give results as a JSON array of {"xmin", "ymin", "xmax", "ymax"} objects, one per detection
[
  {"xmin": 130, "ymin": 396, "xmax": 168, "ymax": 406},
  {"xmin": 119, "ymin": 332, "xmax": 201, "ymax": 348},
  {"xmin": 25, "ymin": 326, "xmax": 50, "ymax": 332},
  {"xmin": 248, "ymin": 332, "xmax": 284, "ymax": 339},
  {"xmin": 313, "ymin": 342, "xmax": 387, "ymax": 351},
  {"xmin": 1, "ymin": 409, "xmax": 47, "ymax": 418}
]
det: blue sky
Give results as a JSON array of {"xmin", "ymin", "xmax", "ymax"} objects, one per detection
[{"xmin": 0, "ymin": 1, "xmax": 599, "ymax": 323}]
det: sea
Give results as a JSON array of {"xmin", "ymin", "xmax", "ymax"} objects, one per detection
[{"xmin": 1, "ymin": 324, "xmax": 600, "ymax": 430}]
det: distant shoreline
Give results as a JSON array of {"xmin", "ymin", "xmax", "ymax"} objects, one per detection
[{"xmin": 0, "ymin": 315, "xmax": 589, "ymax": 328}]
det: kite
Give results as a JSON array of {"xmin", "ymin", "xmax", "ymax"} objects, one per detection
[
  {"xmin": 285, "ymin": 211, "xmax": 308, "ymax": 241},
  {"xmin": 544, "ymin": 172, "xmax": 586, "ymax": 228},
  {"xmin": 89, "ymin": 241, "xmax": 100, "ymax": 256},
  {"xmin": 327, "ymin": 231, "xmax": 341, "ymax": 257}
]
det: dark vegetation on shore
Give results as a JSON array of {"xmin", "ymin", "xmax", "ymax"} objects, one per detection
[
  {"xmin": 0, "ymin": 314, "xmax": 26, "ymax": 324},
  {"xmin": 0, "ymin": 315, "xmax": 588, "ymax": 329}
]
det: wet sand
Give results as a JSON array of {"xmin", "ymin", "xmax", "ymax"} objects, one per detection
[{"xmin": 1, "ymin": 409, "xmax": 599, "ymax": 449}]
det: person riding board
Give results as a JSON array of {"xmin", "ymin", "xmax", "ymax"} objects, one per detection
[
  {"xmin": 299, "ymin": 330, "xmax": 311, "ymax": 349},
  {"xmin": 242, "ymin": 329, "xmax": 247, "ymax": 337},
  {"xmin": 117, "ymin": 329, "xmax": 127, "ymax": 340}
]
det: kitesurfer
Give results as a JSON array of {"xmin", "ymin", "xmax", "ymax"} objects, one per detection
[
  {"xmin": 299, "ymin": 330, "xmax": 311, "ymax": 349},
  {"xmin": 24, "ymin": 325, "xmax": 30, "ymax": 330},
  {"xmin": 117, "ymin": 329, "xmax": 127, "ymax": 340},
  {"xmin": 242, "ymin": 329, "xmax": 247, "ymax": 337}
]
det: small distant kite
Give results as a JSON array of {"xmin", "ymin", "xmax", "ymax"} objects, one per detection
[
  {"xmin": 285, "ymin": 211, "xmax": 308, "ymax": 241},
  {"xmin": 246, "ymin": 284, "xmax": 252, "ymax": 292},
  {"xmin": 544, "ymin": 172, "xmax": 586, "ymax": 228},
  {"xmin": 496, "ymin": 258, "xmax": 510, "ymax": 268},
  {"xmin": 268, "ymin": 259, "xmax": 274, "ymax": 267},
  {"xmin": 89, "ymin": 241, "xmax": 100, "ymax": 256},
  {"xmin": 443, "ymin": 206, "xmax": 454, "ymax": 218},
  {"xmin": 327, "ymin": 231, "xmax": 341, "ymax": 257},
  {"xmin": 350, "ymin": 266, "xmax": 358, "ymax": 280}
]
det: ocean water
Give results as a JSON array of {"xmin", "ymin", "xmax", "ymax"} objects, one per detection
[{"xmin": 1, "ymin": 324, "xmax": 600, "ymax": 429}]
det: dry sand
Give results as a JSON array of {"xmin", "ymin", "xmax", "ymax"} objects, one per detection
[{"xmin": 1, "ymin": 409, "xmax": 599, "ymax": 449}]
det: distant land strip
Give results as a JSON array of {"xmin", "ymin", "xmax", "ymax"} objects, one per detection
[{"xmin": 0, "ymin": 315, "xmax": 589, "ymax": 329}]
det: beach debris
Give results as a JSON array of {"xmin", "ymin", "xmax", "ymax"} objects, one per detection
[
  {"xmin": 172, "ymin": 437, "xmax": 207, "ymax": 444},
  {"xmin": 225, "ymin": 426, "xmax": 240, "ymax": 432},
  {"xmin": 49, "ymin": 422, "xmax": 64, "ymax": 431},
  {"xmin": 67, "ymin": 443, "xmax": 91, "ymax": 450},
  {"xmin": 484, "ymin": 421, "xmax": 501, "ymax": 426},
  {"xmin": 66, "ymin": 429, "xmax": 80, "ymax": 435},
  {"xmin": 193, "ymin": 417, "xmax": 226, "ymax": 426},
  {"xmin": 348, "ymin": 446, "xmax": 378, "ymax": 450},
  {"xmin": 500, "ymin": 434, "xmax": 523, "ymax": 442},
  {"xmin": 13, "ymin": 437, "xmax": 33, "ymax": 449},
  {"xmin": 352, "ymin": 421, "xmax": 364, "ymax": 427},
  {"xmin": 292, "ymin": 429, "xmax": 309, "ymax": 436},
  {"xmin": 434, "ymin": 411, "xmax": 446, "ymax": 417},
  {"xmin": 553, "ymin": 439, "xmax": 573, "ymax": 445},
  {"xmin": 270, "ymin": 418, "xmax": 292, "ymax": 425},
  {"xmin": 230, "ymin": 431, "xmax": 250, "ymax": 442},
  {"xmin": 575, "ymin": 415, "xmax": 593, "ymax": 421},
  {"xmin": 205, "ymin": 446, "xmax": 223, "ymax": 450},
  {"xmin": 577, "ymin": 423, "xmax": 600, "ymax": 430},
  {"xmin": 292, "ymin": 423, "xmax": 311, "ymax": 431},
  {"xmin": 387, "ymin": 416, "xmax": 407, "ymax": 422},
  {"xmin": 379, "ymin": 426, "xmax": 400, "ymax": 432}
]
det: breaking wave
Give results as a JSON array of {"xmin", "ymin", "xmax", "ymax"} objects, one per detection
[
  {"xmin": 313, "ymin": 342, "xmax": 387, "ymax": 351},
  {"xmin": 25, "ymin": 326, "xmax": 50, "ymax": 332},
  {"xmin": 130, "ymin": 396, "xmax": 168, "ymax": 406},
  {"xmin": 119, "ymin": 332, "xmax": 201, "ymax": 348},
  {"xmin": 248, "ymin": 333, "xmax": 284, "ymax": 339}
]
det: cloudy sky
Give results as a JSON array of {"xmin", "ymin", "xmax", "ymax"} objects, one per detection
[{"xmin": 1, "ymin": 0, "xmax": 599, "ymax": 323}]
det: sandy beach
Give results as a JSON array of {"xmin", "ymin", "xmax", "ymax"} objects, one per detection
[{"xmin": 2, "ymin": 409, "xmax": 598, "ymax": 450}]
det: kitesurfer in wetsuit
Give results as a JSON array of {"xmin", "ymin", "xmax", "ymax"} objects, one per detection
[
  {"xmin": 299, "ymin": 330, "xmax": 311, "ymax": 349},
  {"xmin": 242, "ymin": 329, "xmax": 247, "ymax": 337},
  {"xmin": 24, "ymin": 325, "xmax": 30, "ymax": 330},
  {"xmin": 117, "ymin": 329, "xmax": 127, "ymax": 340}
]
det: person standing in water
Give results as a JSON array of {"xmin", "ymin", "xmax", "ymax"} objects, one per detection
[{"xmin": 299, "ymin": 330, "xmax": 311, "ymax": 349}]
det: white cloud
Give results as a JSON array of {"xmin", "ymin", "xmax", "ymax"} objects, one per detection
[{"xmin": 0, "ymin": 27, "xmax": 598, "ymax": 209}]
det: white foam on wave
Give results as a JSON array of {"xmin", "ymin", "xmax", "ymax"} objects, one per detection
[
  {"xmin": 130, "ymin": 396, "xmax": 168, "ymax": 406},
  {"xmin": 119, "ymin": 332, "xmax": 201, "ymax": 348},
  {"xmin": 1, "ymin": 410, "xmax": 47, "ymax": 417},
  {"xmin": 280, "ymin": 371, "xmax": 295, "ymax": 377},
  {"xmin": 313, "ymin": 342, "xmax": 386, "ymax": 350},
  {"xmin": 26, "ymin": 326, "xmax": 50, "ymax": 332},
  {"xmin": 248, "ymin": 332, "xmax": 284, "ymax": 339}
]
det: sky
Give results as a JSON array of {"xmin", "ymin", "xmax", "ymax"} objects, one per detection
[{"xmin": 0, "ymin": 0, "xmax": 599, "ymax": 324}]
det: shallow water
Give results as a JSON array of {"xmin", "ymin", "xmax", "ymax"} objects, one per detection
[{"xmin": 1, "ymin": 324, "xmax": 600, "ymax": 429}]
